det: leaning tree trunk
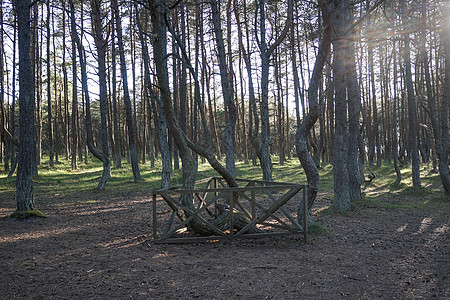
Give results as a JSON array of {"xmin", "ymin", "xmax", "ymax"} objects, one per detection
[
  {"xmin": 210, "ymin": 0, "xmax": 236, "ymax": 178},
  {"xmin": 69, "ymin": 0, "xmax": 109, "ymax": 189},
  {"xmin": 295, "ymin": 0, "xmax": 331, "ymax": 222},
  {"xmin": 149, "ymin": 0, "xmax": 256, "ymax": 235},
  {"xmin": 112, "ymin": 0, "xmax": 141, "ymax": 181},
  {"xmin": 135, "ymin": 5, "xmax": 171, "ymax": 189},
  {"xmin": 149, "ymin": 0, "xmax": 195, "ymax": 201},
  {"xmin": 163, "ymin": 5, "xmax": 239, "ymax": 189}
]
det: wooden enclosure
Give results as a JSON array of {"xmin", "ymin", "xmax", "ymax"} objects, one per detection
[{"xmin": 152, "ymin": 177, "xmax": 308, "ymax": 243}]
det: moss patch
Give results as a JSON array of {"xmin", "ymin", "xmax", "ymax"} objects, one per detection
[{"xmin": 8, "ymin": 209, "xmax": 47, "ymax": 220}]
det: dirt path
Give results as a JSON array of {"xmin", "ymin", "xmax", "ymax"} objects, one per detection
[{"xmin": 0, "ymin": 190, "xmax": 448, "ymax": 299}]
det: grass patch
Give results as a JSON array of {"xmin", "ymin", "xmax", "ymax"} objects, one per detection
[
  {"xmin": 308, "ymin": 222, "xmax": 331, "ymax": 236},
  {"xmin": 320, "ymin": 205, "xmax": 355, "ymax": 217},
  {"xmin": 399, "ymin": 186, "xmax": 433, "ymax": 197},
  {"xmin": 0, "ymin": 156, "xmax": 448, "ymax": 218}
]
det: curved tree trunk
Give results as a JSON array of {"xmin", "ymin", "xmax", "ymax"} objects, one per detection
[
  {"xmin": 296, "ymin": 0, "xmax": 331, "ymax": 222},
  {"xmin": 69, "ymin": 0, "xmax": 109, "ymax": 190},
  {"xmin": 256, "ymin": 0, "xmax": 292, "ymax": 182},
  {"xmin": 164, "ymin": 6, "xmax": 238, "ymax": 189}
]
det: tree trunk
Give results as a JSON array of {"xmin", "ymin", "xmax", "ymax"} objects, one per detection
[
  {"xmin": 91, "ymin": 0, "xmax": 111, "ymax": 190},
  {"xmin": 210, "ymin": 0, "xmax": 236, "ymax": 177},
  {"xmin": 165, "ymin": 3, "xmax": 238, "ymax": 189},
  {"xmin": 7, "ymin": 11, "xmax": 17, "ymax": 178},
  {"xmin": 296, "ymin": 0, "xmax": 331, "ymax": 221},
  {"xmin": 69, "ymin": 0, "xmax": 109, "ymax": 189},
  {"xmin": 256, "ymin": 0, "xmax": 292, "ymax": 181},
  {"xmin": 62, "ymin": 1, "xmax": 70, "ymax": 161},
  {"xmin": 392, "ymin": 41, "xmax": 402, "ymax": 185},
  {"xmin": 401, "ymin": 2, "xmax": 421, "ymax": 187},
  {"xmin": 149, "ymin": 0, "xmax": 195, "ymax": 202},
  {"xmin": 258, "ymin": 1, "xmax": 273, "ymax": 182},
  {"xmin": 233, "ymin": 0, "xmax": 259, "ymax": 166},
  {"xmin": 110, "ymin": 10, "xmax": 121, "ymax": 168},
  {"xmin": 135, "ymin": 5, "xmax": 171, "ymax": 189},
  {"xmin": 46, "ymin": 0, "xmax": 54, "ymax": 167},
  {"xmin": 331, "ymin": 0, "xmax": 350, "ymax": 211},
  {"xmin": 346, "ymin": 27, "xmax": 363, "ymax": 203},
  {"xmin": 70, "ymin": 5, "xmax": 77, "ymax": 170},
  {"xmin": 439, "ymin": 4, "xmax": 450, "ymax": 195},
  {"xmin": 112, "ymin": 0, "xmax": 141, "ymax": 181},
  {"xmin": 16, "ymin": 0, "xmax": 35, "ymax": 211}
]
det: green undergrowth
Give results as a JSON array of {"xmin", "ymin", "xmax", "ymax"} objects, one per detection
[{"xmin": 0, "ymin": 156, "xmax": 447, "ymax": 213}]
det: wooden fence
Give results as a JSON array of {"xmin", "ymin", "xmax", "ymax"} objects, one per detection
[{"xmin": 152, "ymin": 177, "xmax": 308, "ymax": 243}]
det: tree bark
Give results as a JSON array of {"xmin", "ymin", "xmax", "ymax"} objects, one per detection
[
  {"xmin": 330, "ymin": 0, "xmax": 350, "ymax": 211},
  {"xmin": 70, "ymin": 4, "xmax": 77, "ymax": 170},
  {"xmin": 16, "ymin": 0, "xmax": 35, "ymax": 211},
  {"xmin": 46, "ymin": 0, "xmax": 54, "ymax": 168},
  {"xmin": 112, "ymin": 0, "xmax": 141, "ymax": 181},
  {"xmin": 91, "ymin": 0, "xmax": 111, "ymax": 190},
  {"xmin": 69, "ymin": 0, "xmax": 109, "ymax": 189},
  {"xmin": 346, "ymin": 25, "xmax": 363, "ymax": 203},
  {"xmin": 111, "ymin": 9, "xmax": 121, "ymax": 168},
  {"xmin": 256, "ymin": 0, "xmax": 292, "ymax": 181},
  {"xmin": 296, "ymin": 0, "xmax": 331, "ymax": 221},
  {"xmin": 401, "ymin": 2, "xmax": 421, "ymax": 187},
  {"xmin": 392, "ymin": 41, "xmax": 402, "ymax": 185},
  {"xmin": 149, "ymin": 0, "xmax": 195, "ymax": 202},
  {"xmin": 135, "ymin": 5, "xmax": 172, "ymax": 189},
  {"xmin": 210, "ymin": 0, "xmax": 236, "ymax": 177},
  {"xmin": 439, "ymin": 4, "xmax": 450, "ymax": 195}
]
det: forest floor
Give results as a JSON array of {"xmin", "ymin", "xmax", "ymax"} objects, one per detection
[{"xmin": 0, "ymin": 177, "xmax": 449, "ymax": 299}]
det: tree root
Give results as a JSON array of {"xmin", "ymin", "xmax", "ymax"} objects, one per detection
[{"xmin": 190, "ymin": 203, "xmax": 261, "ymax": 236}]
